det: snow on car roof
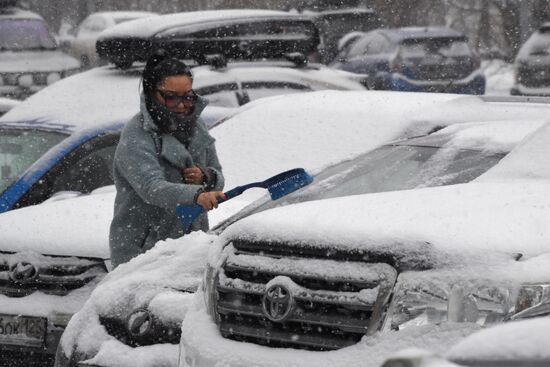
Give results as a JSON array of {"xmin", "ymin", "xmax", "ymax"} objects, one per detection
[
  {"xmin": 222, "ymin": 180, "xmax": 550, "ymax": 263},
  {"xmin": 93, "ymin": 10, "xmax": 157, "ymax": 20},
  {"xmin": 0, "ymin": 66, "xmax": 140, "ymax": 131},
  {"xmin": 98, "ymin": 9, "xmax": 293, "ymax": 39},
  {"xmin": 447, "ymin": 315, "xmax": 550, "ymax": 363}
]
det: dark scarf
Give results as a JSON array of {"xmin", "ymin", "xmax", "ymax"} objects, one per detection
[{"xmin": 147, "ymin": 95, "xmax": 208, "ymax": 146}]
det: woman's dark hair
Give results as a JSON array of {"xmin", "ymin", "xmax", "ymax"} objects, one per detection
[{"xmin": 142, "ymin": 49, "xmax": 193, "ymax": 105}]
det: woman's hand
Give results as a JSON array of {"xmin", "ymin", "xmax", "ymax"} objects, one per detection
[
  {"xmin": 183, "ymin": 166, "xmax": 204, "ymax": 185},
  {"xmin": 196, "ymin": 191, "xmax": 226, "ymax": 211}
]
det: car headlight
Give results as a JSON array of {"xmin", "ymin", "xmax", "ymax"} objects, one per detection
[
  {"xmin": 47, "ymin": 72, "xmax": 61, "ymax": 85},
  {"xmin": 512, "ymin": 284, "xmax": 550, "ymax": 319},
  {"xmin": 385, "ymin": 275, "xmax": 550, "ymax": 332},
  {"xmin": 18, "ymin": 74, "xmax": 34, "ymax": 88}
]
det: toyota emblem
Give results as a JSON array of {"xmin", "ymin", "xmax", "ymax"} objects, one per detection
[
  {"xmin": 9, "ymin": 262, "xmax": 38, "ymax": 283},
  {"xmin": 262, "ymin": 284, "xmax": 294, "ymax": 322}
]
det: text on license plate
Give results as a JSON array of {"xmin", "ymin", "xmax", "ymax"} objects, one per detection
[{"xmin": 0, "ymin": 314, "xmax": 46, "ymax": 347}]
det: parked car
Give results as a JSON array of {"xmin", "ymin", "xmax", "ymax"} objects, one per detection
[
  {"xmin": 0, "ymin": 6, "xmax": 80, "ymax": 99},
  {"xmin": 511, "ymin": 22, "xmax": 550, "ymax": 96},
  {"xmin": 306, "ymin": 8, "xmax": 382, "ymax": 64},
  {"xmin": 96, "ymin": 9, "xmax": 320, "ymax": 69},
  {"xmin": 0, "ymin": 45, "xmax": 367, "ymax": 214},
  {"xmin": 179, "ymin": 119, "xmax": 550, "ymax": 367},
  {"xmin": 2, "ymin": 87, "xmax": 449, "ymax": 367},
  {"xmin": 331, "ymin": 27, "xmax": 486, "ymax": 94},
  {"xmin": 0, "ymin": 97, "xmax": 19, "ymax": 117},
  {"xmin": 53, "ymin": 96, "xmax": 550, "ymax": 367},
  {"xmin": 67, "ymin": 11, "xmax": 157, "ymax": 68}
]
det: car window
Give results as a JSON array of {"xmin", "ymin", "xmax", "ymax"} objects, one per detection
[
  {"xmin": 196, "ymin": 83, "xmax": 240, "ymax": 108},
  {"xmin": 79, "ymin": 15, "xmax": 106, "ymax": 33},
  {"xmin": 0, "ymin": 19, "xmax": 57, "ymax": 51},
  {"xmin": 242, "ymin": 81, "xmax": 311, "ymax": 102},
  {"xmin": 14, "ymin": 134, "xmax": 118, "ymax": 209},
  {"xmin": 400, "ymin": 37, "xmax": 472, "ymax": 58},
  {"xmin": 0, "ymin": 129, "xmax": 66, "ymax": 194},
  {"xmin": 215, "ymin": 144, "xmax": 505, "ymax": 231},
  {"xmin": 518, "ymin": 29, "xmax": 550, "ymax": 58},
  {"xmin": 50, "ymin": 140, "xmax": 116, "ymax": 193}
]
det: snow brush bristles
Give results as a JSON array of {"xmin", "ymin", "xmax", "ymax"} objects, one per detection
[{"xmin": 176, "ymin": 168, "xmax": 314, "ymax": 233}]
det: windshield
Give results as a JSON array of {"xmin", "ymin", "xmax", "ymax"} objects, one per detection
[
  {"xmin": 0, "ymin": 129, "xmax": 66, "ymax": 193},
  {"xmin": 216, "ymin": 144, "xmax": 504, "ymax": 231},
  {"xmin": 0, "ymin": 19, "xmax": 57, "ymax": 51},
  {"xmin": 400, "ymin": 37, "xmax": 472, "ymax": 58},
  {"xmin": 518, "ymin": 29, "xmax": 550, "ymax": 58}
]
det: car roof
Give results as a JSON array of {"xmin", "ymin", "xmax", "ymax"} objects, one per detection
[
  {"xmin": 0, "ymin": 61, "xmax": 363, "ymax": 132},
  {"xmin": 89, "ymin": 10, "xmax": 157, "ymax": 20},
  {"xmin": 0, "ymin": 6, "xmax": 43, "ymax": 20},
  {"xmin": 98, "ymin": 9, "xmax": 299, "ymax": 39},
  {"xmin": 378, "ymin": 26, "xmax": 465, "ymax": 42}
]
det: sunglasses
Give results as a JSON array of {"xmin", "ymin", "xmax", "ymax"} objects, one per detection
[{"xmin": 157, "ymin": 89, "xmax": 198, "ymax": 108}]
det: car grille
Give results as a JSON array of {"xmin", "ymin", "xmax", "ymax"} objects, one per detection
[
  {"xmin": 215, "ymin": 240, "xmax": 398, "ymax": 351},
  {"xmin": 517, "ymin": 65, "xmax": 550, "ymax": 87},
  {"xmin": 402, "ymin": 59, "xmax": 475, "ymax": 81},
  {"xmin": 0, "ymin": 252, "xmax": 107, "ymax": 297}
]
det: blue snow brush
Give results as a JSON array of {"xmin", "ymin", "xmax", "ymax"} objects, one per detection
[{"xmin": 176, "ymin": 168, "xmax": 314, "ymax": 233}]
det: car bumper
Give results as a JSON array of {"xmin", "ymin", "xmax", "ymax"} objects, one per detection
[
  {"xmin": 389, "ymin": 73, "xmax": 486, "ymax": 95},
  {"xmin": 0, "ymin": 85, "xmax": 45, "ymax": 100},
  {"xmin": 510, "ymin": 84, "xmax": 550, "ymax": 97},
  {"xmin": 179, "ymin": 292, "xmax": 481, "ymax": 367}
]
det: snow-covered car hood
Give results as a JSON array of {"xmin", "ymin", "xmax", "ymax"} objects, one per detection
[
  {"xmin": 0, "ymin": 50, "xmax": 80, "ymax": 73},
  {"xmin": 0, "ymin": 187, "xmax": 115, "ymax": 258},
  {"xmin": 222, "ymin": 179, "xmax": 550, "ymax": 266},
  {"xmin": 59, "ymin": 232, "xmax": 214, "ymax": 367}
]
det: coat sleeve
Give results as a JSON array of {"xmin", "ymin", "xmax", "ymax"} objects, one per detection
[{"xmin": 114, "ymin": 121, "xmax": 201, "ymax": 210}]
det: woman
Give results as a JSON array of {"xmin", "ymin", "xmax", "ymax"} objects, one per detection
[{"xmin": 109, "ymin": 50, "xmax": 225, "ymax": 268}]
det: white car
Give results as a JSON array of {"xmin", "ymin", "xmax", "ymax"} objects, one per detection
[
  {"xmin": 67, "ymin": 11, "xmax": 157, "ymax": 68},
  {"xmin": 50, "ymin": 96, "xmax": 550, "ymax": 367},
  {"xmin": 0, "ymin": 6, "xmax": 80, "ymax": 99},
  {"xmin": 178, "ymin": 120, "xmax": 550, "ymax": 367}
]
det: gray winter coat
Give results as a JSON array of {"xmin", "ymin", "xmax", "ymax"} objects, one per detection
[{"xmin": 109, "ymin": 94, "xmax": 224, "ymax": 267}]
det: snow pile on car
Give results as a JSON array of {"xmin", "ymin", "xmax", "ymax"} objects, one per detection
[{"xmin": 59, "ymin": 231, "xmax": 215, "ymax": 367}]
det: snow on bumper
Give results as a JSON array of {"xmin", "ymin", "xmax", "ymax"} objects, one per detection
[{"xmin": 179, "ymin": 291, "xmax": 481, "ymax": 367}]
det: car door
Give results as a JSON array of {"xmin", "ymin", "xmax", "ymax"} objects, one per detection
[{"xmin": 14, "ymin": 133, "xmax": 119, "ymax": 209}]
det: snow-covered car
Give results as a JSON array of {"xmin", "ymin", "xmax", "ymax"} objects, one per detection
[
  {"xmin": 382, "ymin": 316, "xmax": 550, "ymax": 367},
  {"xmin": 179, "ymin": 119, "xmax": 550, "ymax": 366},
  {"xmin": 511, "ymin": 22, "xmax": 550, "ymax": 97},
  {"xmin": 0, "ymin": 97, "xmax": 19, "ymax": 117},
  {"xmin": 0, "ymin": 6, "xmax": 80, "ymax": 99},
  {"xmin": 0, "ymin": 50, "xmax": 366, "ymax": 214},
  {"xmin": 96, "ymin": 9, "xmax": 319, "ymax": 69},
  {"xmin": 67, "ymin": 11, "xmax": 157, "ymax": 68},
  {"xmin": 51, "ymin": 95, "xmax": 550, "ymax": 367},
  {"xmin": 0, "ymin": 90, "xmax": 454, "ymax": 367},
  {"xmin": 331, "ymin": 27, "xmax": 486, "ymax": 94}
]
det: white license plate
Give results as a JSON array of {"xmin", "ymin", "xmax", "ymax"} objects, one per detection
[{"xmin": 0, "ymin": 314, "xmax": 46, "ymax": 347}]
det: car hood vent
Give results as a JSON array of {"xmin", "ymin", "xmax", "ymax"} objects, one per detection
[{"xmin": 0, "ymin": 251, "xmax": 107, "ymax": 297}]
